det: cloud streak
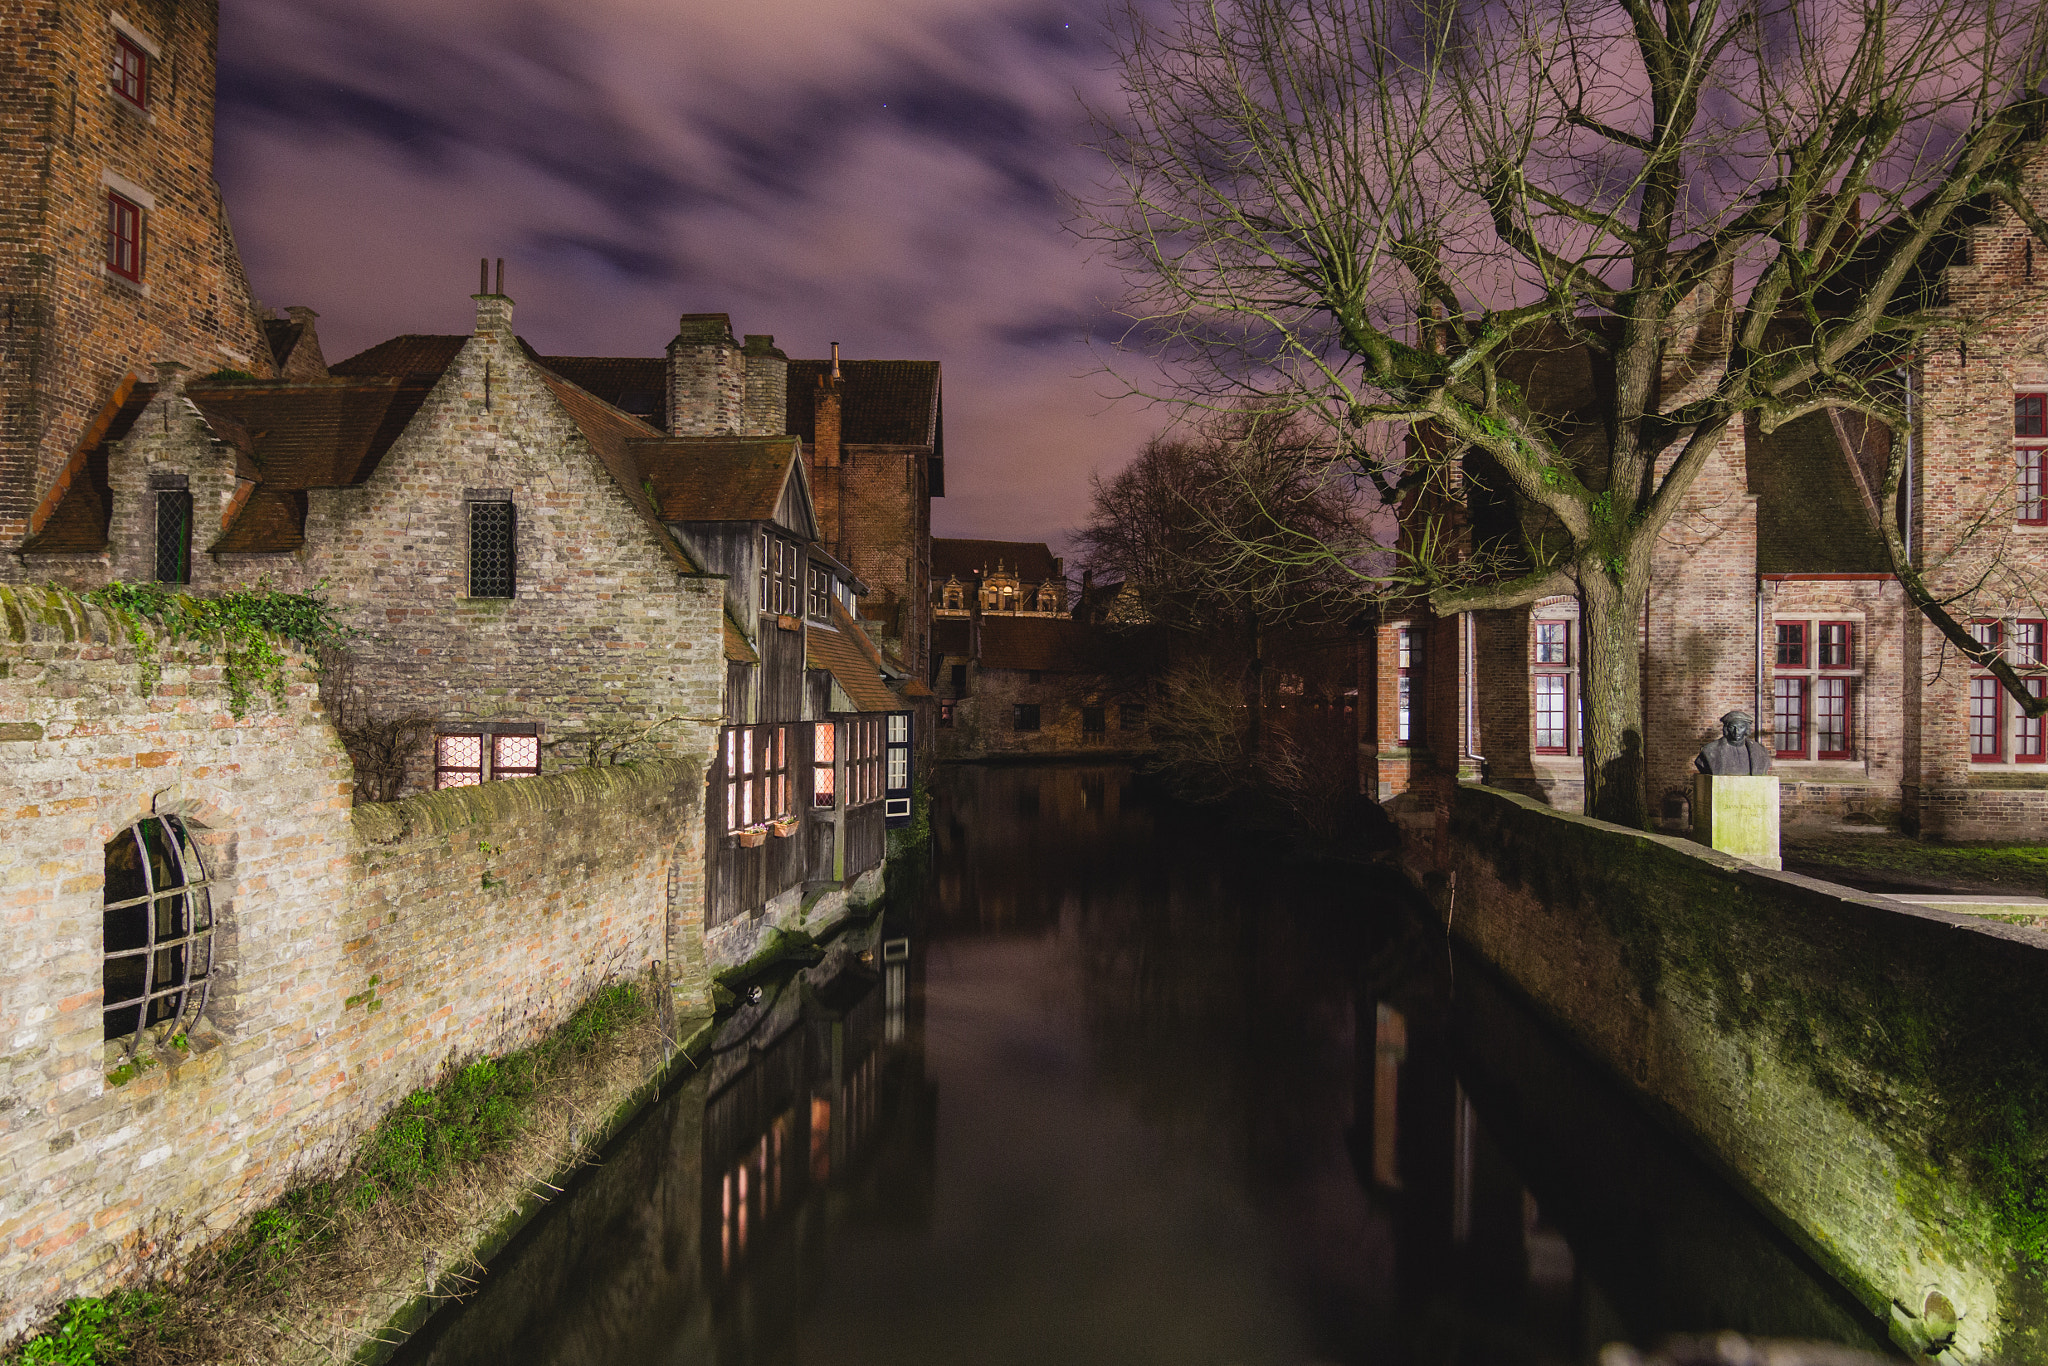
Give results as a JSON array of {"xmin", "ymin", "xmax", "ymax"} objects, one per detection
[{"xmin": 218, "ymin": 0, "xmax": 1164, "ymax": 552}]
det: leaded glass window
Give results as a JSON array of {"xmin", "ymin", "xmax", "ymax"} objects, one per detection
[
  {"xmin": 469, "ymin": 501, "xmax": 515, "ymax": 598},
  {"xmin": 103, "ymin": 816, "xmax": 212, "ymax": 1046}
]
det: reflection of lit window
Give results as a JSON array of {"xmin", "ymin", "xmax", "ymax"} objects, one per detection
[
  {"xmin": 1371, "ymin": 1002, "xmax": 1405, "ymax": 1190},
  {"xmin": 810, "ymin": 1095, "xmax": 832, "ymax": 1181}
]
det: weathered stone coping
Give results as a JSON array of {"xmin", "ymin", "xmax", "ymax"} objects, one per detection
[
  {"xmin": 1414, "ymin": 782, "xmax": 2048, "ymax": 1363},
  {"xmin": 350, "ymin": 758, "xmax": 700, "ymax": 847}
]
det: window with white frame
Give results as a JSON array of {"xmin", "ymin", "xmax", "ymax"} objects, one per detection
[
  {"xmin": 1772, "ymin": 618, "xmax": 1858, "ymax": 760},
  {"xmin": 759, "ymin": 532, "xmax": 800, "ymax": 617},
  {"xmin": 1396, "ymin": 627, "xmax": 1419, "ymax": 745},
  {"xmin": 1532, "ymin": 618, "xmax": 1575, "ymax": 754}
]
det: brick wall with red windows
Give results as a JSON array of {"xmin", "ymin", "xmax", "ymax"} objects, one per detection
[
  {"xmin": 0, "ymin": 0, "xmax": 274, "ymax": 568},
  {"xmin": 1760, "ymin": 577, "xmax": 1907, "ymax": 826}
]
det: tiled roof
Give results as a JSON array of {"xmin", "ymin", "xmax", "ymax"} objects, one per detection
[
  {"xmin": 20, "ymin": 381, "xmax": 157, "ymax": 554},
  {"xmin": 932, "ymin": 537, "xmax": 1062, "ymax": 583},
  {"xmin": 932, "ymin": 617, "xmax": 971, "ymax": 657},
  {"xmin": 978, "ymin": 616, "xmax": 1090, "ymax": 673},
  {"xmin": 213, "ymin": 489, "xmax": 309, "ymax": 554},
  {"xmin": 637, "ymin": 436, "xmax": 806, "ymax": 527},
  {"xmin": 537, "ymin": 356, "xmax": 667, "ymax": 429},
  {"xmin": 807, "ymin": 599, "xmax": 899, "ymax": 712},
  {"xmin": 787, "ymin": 360, "xmax": 941, "ymax": 447},
  {"xmin": 186, "ymin": 379, "xmax": 433, "ymax": 489},
  {"xmin": 724, "ymin": 615, "xmax": 760, "ymax": 664},
  {"xmin": 329, "ymin": 334, "xmax": 469, "ymax": 380},
  {"xmin": 1748, "ymin": 411, "xmax": 1889, "ymax": 574}
]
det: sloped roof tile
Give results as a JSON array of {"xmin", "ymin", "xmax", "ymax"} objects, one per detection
[
  {"xmin": 787, "ymin": 360, "xmax": 940, "ymax": 447},
  {"xmin": 329, "ymin": 333, "xmax": 469, "ymax": 380},
  {"xmin": 932, "ymin": 537, "xmax": 1062, "ymax": 584},
  {"xmin": 808, "ymin": 599, "xmax": 900, "ymax": 712},
  {"xmin": 638, "ymin": 436, "xmax": 806, "ymax": 527},
  {"xmin": 20, "ymin": 383, "xmax": 156, "ymax": 554}
]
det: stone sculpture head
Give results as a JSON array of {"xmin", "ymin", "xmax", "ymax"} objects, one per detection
[{"xmin": 1720, "ymin": 710, "xmax": 1755, "ymax": 745}]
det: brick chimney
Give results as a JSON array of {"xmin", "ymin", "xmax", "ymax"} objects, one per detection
[
  {"xmin": 278, "ymin": 306, "xmax": 330, "ymax": 379},
  {"xmin": 811, "ymin": 346, "xmax": 845, "ymax": 556},
  {"xmin": 474, "ymin": 291, "xmax": 514, "ymax": 339},
  {"xmin": 741, "ymin": 334, "xmax": 788, "ymax": 436},
  {"xmin": 667, "ymin": 313, "xmax": 743, "ymax": 436}
]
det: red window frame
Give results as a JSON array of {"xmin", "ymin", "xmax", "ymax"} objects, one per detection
[
  {"xmin": 1774, "ymin": 621, "xmax": 1807, "ymax": 669},
  {"xmin": 1772, "ymin": 676, "xmax": 1807, "ymax": 759},
  {"xmin": 2021, "ymin": 449, "xmax": 2048, "ymax": 526},
  {"xmin": 1817, "ymin": 621, "xmax": 1854, "ymax": 670},
  {"xmin": 1971, "ymin": 677, "xmax": 2005, "ymax": 762},
  {"xmin": 1533, "ymin": 620, "xmax": 1570, "ymax": 666},
  {"xmin": 2019, "ymin": 393, "xmax": 2046, "ymax": 438},
  {"xmin": 2018, "ymin": 679, "xmax": 2046, "ymax": 763},
  {"xmin": 2016, "ymin": 620, "xmax": 2046, "ymax": 668},
  {"xmin": 111, "ymin": 34, "xmax": 147, "ymax": 108},
  {"xmin": 1815, "ymin": 676, "xmax": 1852, "ymax": 759},
  {"xmin": 106, "ymin": 192, "xmax": 143, "ymax": 281}
]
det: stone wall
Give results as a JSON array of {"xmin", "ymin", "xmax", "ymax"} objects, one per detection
[
  {"xmin": 935, "ymin": 665, "xmax": 1143, "ymax": 759},
  {"xmin": 1408, "ymin": 782, "xmax": 2048, "ymax": 1362},
  {"xmin": 0, "ymin": 587, "xmax": 707, "ymax": 1338},
  {"xmin": 0, "ymin": 0, "xmax": 273, "ymax": 558}
]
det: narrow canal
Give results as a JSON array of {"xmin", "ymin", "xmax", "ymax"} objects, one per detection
[{"xmin": 396, "ymin": 763, "xmax": 1893, "ymax": 1366}]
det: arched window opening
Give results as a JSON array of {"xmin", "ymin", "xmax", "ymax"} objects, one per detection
[{"xmin": 104, "ymin": 815, "xmax": 214, "ymax": 1047}]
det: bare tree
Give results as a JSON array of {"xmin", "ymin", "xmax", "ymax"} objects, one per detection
[
  {"xmin": 1076, "ymin": 405, "xmax": 1377, "ymax": 756},
  {"xmin": 1084, "ymin": 0, "xmax": 2048, "ymax": 825}
]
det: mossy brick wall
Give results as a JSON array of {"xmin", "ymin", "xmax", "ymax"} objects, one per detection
[
  {"xmin": 1424, "ymin": 782, "xmax": 2048, "ymax": 1362},
  {"xmin": 0, "ymin": 0, "xmax": 273, "ymax": 560},
  {"xmin": 31, "ymin": 298, "xmax": 729, "ymax": 799},
  {"xmin": 0, "ymin": 586, "xmax": 707, "ymax": 1339}
]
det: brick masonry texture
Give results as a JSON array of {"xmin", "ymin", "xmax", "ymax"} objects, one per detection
[
  {"xmin": 28, "ymin": 298, "xmax": 729, "ymax": 800},
  {"xmin": 934, "ymin": 664, "xmax": 1142, "ymax": 759},
  {"xmin": 0, "ymin": 587, "xmax": 708, "ymax": 1338},
  {"xmin": 0, "ymin": 0, "xmax": 274, "ymax": 559}
]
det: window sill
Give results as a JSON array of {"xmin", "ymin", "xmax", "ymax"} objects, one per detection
[
  {"xmin": 111, "ymin": 94, "xmax": 157, "ymax": 126},
  {"xmin": 100, "ymin": 265, "xmax": 149, "ymax": 298}
]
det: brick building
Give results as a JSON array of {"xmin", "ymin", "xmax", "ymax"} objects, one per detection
[{"xmin": 1368, "ymin": 158, "xmax": 2048, "ymax": 841}]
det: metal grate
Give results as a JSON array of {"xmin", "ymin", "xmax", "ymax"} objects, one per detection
[
  {"xmin": 436, "ymin": 733, "xmax": 483, "ymax": 788},
  {"xmin": 154, "ymin": 490, "xmax": 191, "ymax": 584},
  {"xmin": 469, "ymin": 501, "xmax": 515, "ymax": 598},
  {"xmin": 103, "ymin": 816, "xmax": 213, "ymax": 1047}
]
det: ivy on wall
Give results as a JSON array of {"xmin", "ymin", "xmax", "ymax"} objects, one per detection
[{"xmin": 87, "ymin": 581, "xmax": 353, "ymax": 717}]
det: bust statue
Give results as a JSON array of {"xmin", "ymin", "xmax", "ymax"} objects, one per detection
[{"xmin": 1695, "ymin": 710, "xmax": 1773, "ymax": 775}]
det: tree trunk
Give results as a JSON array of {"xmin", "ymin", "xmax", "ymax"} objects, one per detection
[
  {"xmin": 1245, "ymin": 611, "xmax": 1264, "ymax": 762},
  {"xmin": 1579, "ymin": 569, "xmax": 1650, "ymax": 829}
]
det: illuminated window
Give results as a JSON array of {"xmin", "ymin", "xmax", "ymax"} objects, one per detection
[
  {"xmin": 1773, "ymin": 618, "xmax": 1858, "ymax": 759},
  {"xmin": 436, "ymin": 733, "xmax": 483, "ymax": 788},
  {"xmin": 438, "ymin": 727, "xmax": 539, "ymax": 787},
  {"xmin": 1531, "ymin": 616, "xmax": 1574, "ymax": 754},
  {"xmin": 1533, "ymin": 621, "xmax": 1570, "ymax": 665},
  {"xmin": 107, "ymin": 192, "xmax": 143, "ymax": 281},
  {"xmin": 1816, "ymin": 677, "xmax": 1851, "ymax": 759},
  {"xmin": 813, "ymin": 721, "xmax": 836, "ymax": 808},
  {"xmin": 2020, "ymin": 679, "xmax": 2046, "ymax": 763},
  {"xmin": 1772, "ymin": 677, "xmax": 1806, "ymax": 758},
  {"xmin": 1396, "ymin": 627, "xmax": 1417, "ymax": 745},
  {"xmin": 103, "ymin": 815, "xmax": 212, "ymax": 1047},
  {"xmin": 1534, "ymin": 675, "xmax": 1570, "ymax": 753}
]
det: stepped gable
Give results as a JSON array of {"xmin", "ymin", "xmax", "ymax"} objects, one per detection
[
  {"xmin": 932, "ymin": 537, "xmax": 1061, "ymax": 584},
  {"xmin": 19, "ymin": 383, "xmax": 159, "ymax": 554},
  {"xmin": 786, "ymin": 359, "xmax": 941, "ymax": 447}
]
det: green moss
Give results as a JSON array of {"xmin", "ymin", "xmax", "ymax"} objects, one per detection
[
  {"xmin": 4, "ymin": 1290, "xmax": 170, "ymax": 1364},
  {"xmin": 1787, "ymin": 832, "xmax": 2048, "ymax": 893},
  {"xmin": 713, "ymin": 926, "xmax": 823, "ymax": 990},
  {"xmin": 83, "ymin": 581, "xmax": 351, "ymax": 716}
]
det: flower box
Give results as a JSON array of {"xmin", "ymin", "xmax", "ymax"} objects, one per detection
[
  {"xmin": 736, "ymin": 826, "xmax": 768, "ymax": 848},
  {"xmin": 769, "ymin": 816, "xmax": 799, "ymax": 838}
]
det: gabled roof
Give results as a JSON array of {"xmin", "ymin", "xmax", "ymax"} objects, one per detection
[
  {"xmin": 186, "ymin": 378, "xmax": 434, "ymax": 489},
  {"xmin": 527, "ymin": 368, "xmax": 702, "ymax": 573},
  {"xmin": 20, "ymin": 380, "xmax": 157, "ymax": 554},
  {"xmin": 724, "ymin": 614, "xmax": 760, "ymax": 664},
  {"xmin": 264, "ymin": 318, "xmax": 308, "ymax": 371},
  {"xmin": 329, "ymin": 333, "xmax": 470, "ymax": 381},
  {"xmin": 1748, "ymin": 411, "xmax": 1889, "ymax": 574},
  {"xmin": 807, "ymin": 597, "xmax": 900, "ymax": 712},
  {"xmin": 537, "ymin": 356, "xmax": 667, "ymax": 428},
  {"xmin": 639, "ymin": 435, "xmax": 815, "ymax": 537},
  {"xmin": 932, "ymin": 537, "xmax": 1062, "ymax": 584},
  {"xmin": 787, "ymin": 360, "xmax": 941, "ymax": 447}
]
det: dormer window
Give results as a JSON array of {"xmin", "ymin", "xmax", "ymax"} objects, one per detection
[
  {"xmin": 1036, "ymin": 585, "xmax": 1058, "ymax": 612},
  {"xmin": 943, "ymin": 582, "xmax": 963, "ymax": 610},
  {"xmin": 111, "ymin": 33, "xmax": 148, "ymax": 108},
  {"xmin": 759, "ymin": 531, "xmax": 800, "ymax": 616}
]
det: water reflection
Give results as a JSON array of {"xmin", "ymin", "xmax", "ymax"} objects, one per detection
[{"xmin": 396, "ymin": 763, "xmax": 1888, "ymax": 1366}]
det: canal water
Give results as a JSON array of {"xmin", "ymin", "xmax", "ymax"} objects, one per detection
[{"xmin": 394, "ymin": 763, "xmax": 1892, "ymax": 1366}]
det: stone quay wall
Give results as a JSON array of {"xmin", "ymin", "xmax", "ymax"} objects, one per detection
[
  {"xmin": 1404, "ymin": 782, "xmax": 2048, "ymax": 1363},
  {"xmin": 0, "ymin": 587, "xmax": 706, "ymax": 1340}
]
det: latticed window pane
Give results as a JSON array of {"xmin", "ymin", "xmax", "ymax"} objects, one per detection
[
  {"xmin": 2017, "ymin": 621, "xmax": 2045, "ymax": 666},
  {"xmin": 1772, "ymin": 677, "xmax": 1805, "ymax": 756},
  {"xmin": 492, "ymin": 734, "xmax": 539, "ymax": 778},
  {"xmin": 1535, "ymin": 675, "xmax": 1569, "ymax": 751},
  {"xmin": 103, "ymin": 815, "xmax": 212, "ymax": 1045},
  {"xmin": 1816, "ymin": 678, "xmax": 1850, "ymax": 756},
  {"xmin": 469, "ymin": 502, "xmax": 515, "ymax": 598},
  {"xmin": 1774, "ymin": 622, "xmax": 1806, "ymax": 668},
  {"xmin": 436, "ymin": 734, "xmax": 483, "ymax": 788},
  {"xmin": 1534, "ymin": 621, "xmax": 1569, "ymax": 665},
  {"xmin": 2020, "ymin": 679, "xmax": 2045, "ymax": 760},
  {"xmin": 2020, "ymin": 393, "xmax": 2046, "ymax": 437},
  {"xmin": 1818, "ymin": 622, "xmax": 1852, "ymax": 668},
  {"xmin": 1971, "ymin": 678, "xmax": 2003, "ymax": 758},
  {"xmin": 2021, "ymin": 450, "xmax": 2048, "ymax": 524},
  {"xmin": 887, "ymin": 747, "xmax": 909, "ymax": 788},
  {"xmin": 154, "ymin": 490, "xmax": 191, "ymax": 584}
]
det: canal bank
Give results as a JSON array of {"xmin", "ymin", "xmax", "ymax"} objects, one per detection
[
  {"xmin": 1400, "ymin": 781, "xmax": 2048, "ymax": 1362},
  {"xmin": 380, "ymin": 763, "xmax": 1894, "ymax": 1366}
]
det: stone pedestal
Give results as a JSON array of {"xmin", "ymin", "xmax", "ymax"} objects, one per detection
[{"xmin": 1693, "ymin": 774, "xmax": 1781, "ymax": 870}]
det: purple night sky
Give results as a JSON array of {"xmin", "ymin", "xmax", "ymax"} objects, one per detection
[{"xmin": 215, "ymin": 0, "xmax": 1167, "ymax": 555}]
